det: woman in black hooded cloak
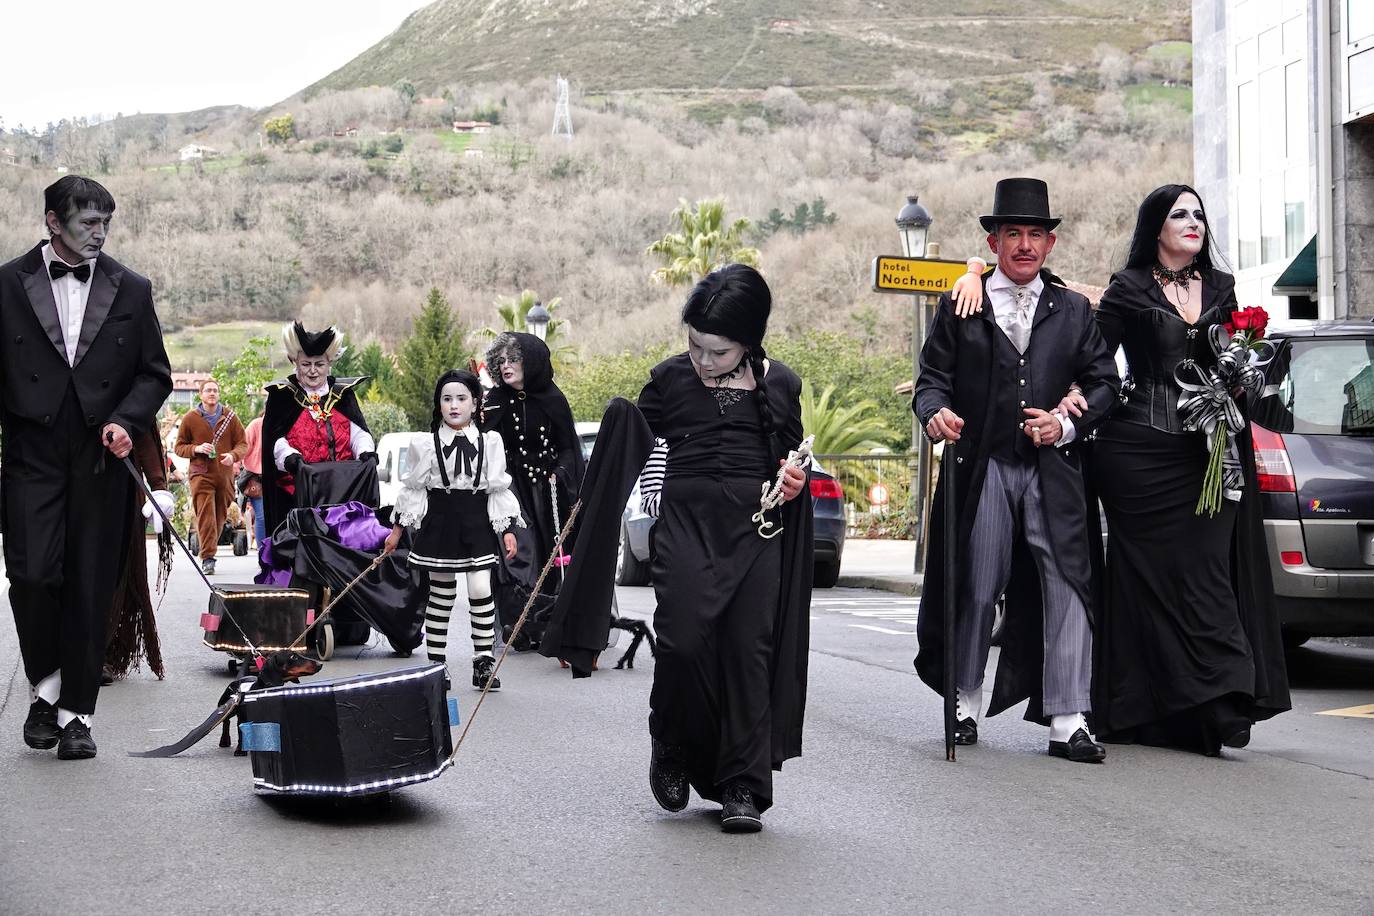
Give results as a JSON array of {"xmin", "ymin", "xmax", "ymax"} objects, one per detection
[{"xmin": 481, "ymin": 332, "xmax": 585, "ymax": 647}]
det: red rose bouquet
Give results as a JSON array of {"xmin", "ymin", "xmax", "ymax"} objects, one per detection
[{"xmin": 1175, "ymin": 306, "xmax": 1277, "ymax": 516}]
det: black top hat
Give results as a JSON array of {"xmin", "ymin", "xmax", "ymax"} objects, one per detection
[{"xmin": 979, "ymin": 177, "xmax": 1061, "ymax": 232}]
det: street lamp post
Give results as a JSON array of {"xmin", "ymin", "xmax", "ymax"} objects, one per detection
[
  {"xmin": 524, "ymin": 301, "xmax": 551, "ymax": 341},
  {"xmin": 897, "ymin": 195, "xmax": 934, "ymax": 575}
]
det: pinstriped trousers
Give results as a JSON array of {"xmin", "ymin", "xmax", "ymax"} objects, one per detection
[{"xmin": 957, "ymin": 457, "xmax": 1092, "ymax": 717}]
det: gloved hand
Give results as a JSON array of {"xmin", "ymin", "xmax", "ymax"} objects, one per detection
[
  {"xmin": 142, "ymin": 489, "xmax": 175, "ymax": 534},
  {"xmin": 358, "ymin": 451, "xmax": 378, "ymax": 465},
  {"xmin": 284, "ymin": 453, "xmax": 302, "ymax": 476}
]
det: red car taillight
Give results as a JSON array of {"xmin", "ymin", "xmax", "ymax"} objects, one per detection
[
  {"xmin": 810, "ymin": 478, "xmax": 843, "ymax": 499},
  {"xmin": 1251, "ymin": 423, "xmax": 1295, "ymax": 493}
]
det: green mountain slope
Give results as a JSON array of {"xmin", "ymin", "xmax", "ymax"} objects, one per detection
[{"xmin": 308, "ymin": 0, "xmax": 1189, "ymax": 95}]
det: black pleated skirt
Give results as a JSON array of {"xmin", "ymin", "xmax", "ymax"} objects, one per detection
[{"xmin": 409, "ymin": 489, "xmax": 500, "ymax": 572}]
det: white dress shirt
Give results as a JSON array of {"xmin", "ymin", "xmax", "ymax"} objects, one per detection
[
  {"xmin": 41, "ymin": 243, "xmax": 95, "ymax": 366},
  {"xmin": 984, "ymin": 268, "xmax": 1075, "ymax": 447},
  {"xmin": 393, "ymin": 426, "xmax": 523, "ymax": 533},
  {"xmin": 272, "ymin": 380, "xmax": 377, "ymax": 469}
]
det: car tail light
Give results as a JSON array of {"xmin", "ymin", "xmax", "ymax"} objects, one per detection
[
  {"xmin": 810, "ymin": 478, "xmax": 843, "ymax": 499},
  {"xmin": 1280, "ymin": 551, "xmax": 1304, "ymax": 566},
  {"xmin": 1251, "ymin": 424, "xmax": 1295, "ymax": 493}
]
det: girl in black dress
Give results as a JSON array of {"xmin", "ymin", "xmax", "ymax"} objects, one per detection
[
  {"xmin": 481, "ymin": 333, "xmax": 585, "ymax": 649},
  {"xmin": 384, "ymin": 370, "xmax": 520, "ymax": 691},
  {"xmin": 639, "ymin": 264, "xmax": 811, "ymax": 833},
  {"xmin": 1087, "ymin": 185, "xmax": 1290, "ymax": 754}
]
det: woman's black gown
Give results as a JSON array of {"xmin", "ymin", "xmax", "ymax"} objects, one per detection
[
  {"xmin": 1090, "ymin": 267, "xmax": 1290, "ymax": 754},
  {"xmin": 637, "ymin": 355, "xmax": 807, "ymax": 811}
]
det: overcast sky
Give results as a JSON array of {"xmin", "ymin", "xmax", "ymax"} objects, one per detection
[{"xmin": 0, "ymin": 1, "xmax": 429, "ymax": 131}]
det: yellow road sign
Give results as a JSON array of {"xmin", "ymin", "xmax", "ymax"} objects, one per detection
[
  {"xmin": 1315, "ymin": 703, "xmax": 1374, "ymax": 719},
  {"xmin": 872, "ymin": 255, "xmax": 976, "ymax": 294}
]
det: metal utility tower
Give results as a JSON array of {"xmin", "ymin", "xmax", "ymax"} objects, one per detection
[{"xmin": 552, "ymin": 76, "xmax": 573, "ymax": 139}]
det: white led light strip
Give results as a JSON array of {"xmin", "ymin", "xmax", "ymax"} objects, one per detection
[
  {"xmin": 253, "ymin": 760, "xmax": 454, "ymax": 795},
  {"xmin": 241, "ymin": 665, "xmax": 443, "ymax": 702}
]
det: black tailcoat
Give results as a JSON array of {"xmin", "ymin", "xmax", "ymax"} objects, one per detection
[
  {"xmin": 912, "ymin": 271, "xmax": 1119, "ymax": 721},
  {"xmin": 0, "ymin": 241, "xmax": 171, "ymax": 712}
]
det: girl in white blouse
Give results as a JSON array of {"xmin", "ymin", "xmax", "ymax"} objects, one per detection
[{"xmin": 384, "ymin": 370, "xmax": 522, "ymax": 691}]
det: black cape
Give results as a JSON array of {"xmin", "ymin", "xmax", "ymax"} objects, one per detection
[
  {"xmin": 260, "ymin": 375, "xmax": 371, "ymax": 538},
  {"xmin": 539, "ymin": 396, "xmax": 813, "ymax": 769}
]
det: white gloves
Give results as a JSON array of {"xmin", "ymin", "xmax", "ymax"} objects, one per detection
[{"xmin": 143, "ymin": 489, "xmax": 175, "ymax": 534}]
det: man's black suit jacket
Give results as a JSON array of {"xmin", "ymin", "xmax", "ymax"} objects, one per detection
[{"xmin": 0, "ymin": 242, "xmax": 171, "ymax": 434}]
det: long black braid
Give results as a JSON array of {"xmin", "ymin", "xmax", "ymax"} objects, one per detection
[{"xmin": 747, "ymin": 344, "xmax": 780, "ymax": 463}]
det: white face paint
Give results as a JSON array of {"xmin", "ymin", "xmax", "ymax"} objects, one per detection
[
  {"xmin": 47, "ymin": 206, "xmax": 111, "ymax": 264},
  {"xmin": 494, "ymin": 350, "xmax": 524, "ymax": 390},
  {"xmin": 687, "ymin": 328, "xmax": 747, "ymax": 381},
  {"xmin": 440, "ymin": 381, "xmax": 475, "ymax": 429},
  {"xmin": 293, "ymin": 354, "xmax": 332, "ymax": 390},
  {"xmin": 1157, "ymin": 192, "xmax": 1207, "ymax": 266}
]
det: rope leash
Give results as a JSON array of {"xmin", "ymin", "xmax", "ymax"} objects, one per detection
[{"xmin": 444, "ymin": 500, "xmax": 582, "ymax": 767}]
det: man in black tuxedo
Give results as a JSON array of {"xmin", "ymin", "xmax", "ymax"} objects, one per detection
[
  {"xmin": 0, "ymin": 176, "xmax": 172, "ymax": 759},
  {"xmin": 913, "ymin": 177, "xmax": 1119, "ymax": 762}
]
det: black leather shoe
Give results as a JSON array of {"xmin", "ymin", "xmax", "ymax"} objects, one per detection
[
  {"xmin": 100, "ymin": 665, "xmax": 116, "ymax": 687},
  {"xmin": 1049, "ymin": 728, "xmax": 1106, "ymax": 763},
  {"xmin": 56, "ymin": 719, "xmax": 97, "ymax": 760},
  {"xmin": 649, "ymin": 739, "xmax": 689, "ymax": 812},
  {"xmin": 954, "ymin": 717, "xmax": 978, "ymax": 746},
  {"xmin": 472, "ymin": 656, "xmax": 501, "ymax": 691},
  {"xmin": 23, "ymin": 699, "xmax": 60, "ymax": 750},
  {"xmin": 720, "ymin": 782, "xmax": 762, "ymax": 833},
  {"xmin": 1223, "ymin": 727, "xmax": 1252, "ymax": 749}
]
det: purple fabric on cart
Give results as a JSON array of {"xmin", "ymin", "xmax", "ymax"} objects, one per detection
[{"xmin": 322, "ymin": 502, "xmax": 390, "ymax": 552}]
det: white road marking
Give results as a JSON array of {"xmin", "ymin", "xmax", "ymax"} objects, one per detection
[{"xmin": 849, "ymin": 624, "xmax": 916, "ymax": 635}]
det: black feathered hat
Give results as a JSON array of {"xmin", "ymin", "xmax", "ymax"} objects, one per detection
[
  {"xmin": 282, "ymin": 321, "xmax": 343, "ymax": 360},
  {"xmin": 979, "ymin": 177, "xmax": 1061, "ymax": 232}
]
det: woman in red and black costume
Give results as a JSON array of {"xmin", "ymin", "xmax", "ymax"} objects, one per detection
[{"xmin": 259, "ymin": 321, "xmax": 375, "ymax": 539}]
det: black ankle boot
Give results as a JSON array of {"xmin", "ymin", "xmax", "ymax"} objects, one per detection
[
  {"xmin": 720, "ymin": 782, "xmax": 761, "ymax": 833},
  {"xmin": 472, "ymin": 656, "xmax": 500, "ymax": 691},
  {"xmin": 649, "ymin": 739, "xmax": 689, "ymax": 812}
]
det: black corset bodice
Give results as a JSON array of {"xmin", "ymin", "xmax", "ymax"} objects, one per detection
[{"xmin": 1115, "ymin": 305, "xmax": 1228, "ymax": 434}]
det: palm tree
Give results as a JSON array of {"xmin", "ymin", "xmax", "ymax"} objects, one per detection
[
  {"xmin": 646, "ymin": 196, "xmax": 761, "ymax": 287},
  {"xmin": 801, "ymin": 380, "xmax": 893, "ymax": 455},
  {"xmin": 477, "ymin": 289, "xmax": 576, "ymax": 373}
]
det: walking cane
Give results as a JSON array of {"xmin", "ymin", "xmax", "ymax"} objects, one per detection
[{"xmin": 943, "ymin": 441, "xmax": 958, "ymax": 762}]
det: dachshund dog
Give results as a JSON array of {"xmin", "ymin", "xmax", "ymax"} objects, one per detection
[
  {"xmin": 129, "ymin": 649, "xmax": 322, "ymax": 759},
  {"xmin": 219, "ymin": 650, "xmax": 322, "ymax": 755}
]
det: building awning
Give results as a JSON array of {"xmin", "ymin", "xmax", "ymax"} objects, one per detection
[{"xmin": 1272, "ymin": 235, "xmax": 1317, "ymax": 296}]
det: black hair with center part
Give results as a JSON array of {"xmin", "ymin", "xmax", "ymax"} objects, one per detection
[
  {"xmin": 44, "ymin": 175, "xmax": 116, "ymax": 222},
  {"xmin": 430, "ymin": 369, "xmax": 483, "ymax": 432},
  {"xmin": 681, "ymin": 263, "xmax": 781, "ymax": 460},
  {"xmin": 1123, "ymin": 183, "xmax": 1228, "ymax": 274}
]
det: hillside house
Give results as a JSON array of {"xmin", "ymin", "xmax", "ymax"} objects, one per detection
[
  {"xmin": 332, "ymin": 126, "xmax": 359, "ymax": 138},
  {"xmin": 452, "ymin": 120, "xmax": 493, "ymax": 134},
  {"xmin": 179, "ymin": 144, "xmax": 219, "ymax": 162},
  {"xmin": 0, "ymin": 148, "xmax": 17, "ymax": 166}
]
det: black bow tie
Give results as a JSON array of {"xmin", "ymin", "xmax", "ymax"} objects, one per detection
[
  {"xmin": 442, "ymin": 434, "xmax": 479, "ymax": 478},
  {"xmin": 49, "ymin": 261, "xmax": 91, "ymax": 283}
]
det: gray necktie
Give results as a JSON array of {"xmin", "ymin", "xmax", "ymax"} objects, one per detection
[{"xmin": 1009, "ymin": 286, "xmax": 1034, "ymax": 353}]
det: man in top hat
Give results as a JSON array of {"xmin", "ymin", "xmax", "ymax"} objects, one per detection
[
  {"xmin": 0, "ymin": 175, "xmax": 172, "ymax": 759},
  {"xmin": 912, "ymin": 177, "xmax": 1120, "ymax": 762},
  {"xmin": 259, "ymin": 321, "xmax": 375, "ymax": 539}
]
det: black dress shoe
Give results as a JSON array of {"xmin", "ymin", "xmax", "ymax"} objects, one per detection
[
  {"xmin": 56, "ymin": 719, "xmax": 97, "ymax": 760},
  {"xmin": 649, "ymin": 739, "xmax": 689, "ymax": 812},
  {"xmin": 23, "ymin": 699, "xmax": 60, "ymax": 749},
  {"xmin": 1223, "ymin": 727, "xmax": 1252, "ymax": 749},
  {"xmin": 1049, "ymin": 728, "xmax": 1106, "ymax": 763},
  {"xmin": 954, "ymin": 717, "xmax": 978, "ymax": 746},
  {"xmin": 720, "ymin": 782, "xmax": 762, "ymax": 833},
  {"xmin": 100, "ymin": 665, "xmax": 116, "ymax": 687}
]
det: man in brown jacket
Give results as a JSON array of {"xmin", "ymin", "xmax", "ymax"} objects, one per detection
[{"xmin": 175, "ymin": 378, "xmax": 247, "ymax": 575}]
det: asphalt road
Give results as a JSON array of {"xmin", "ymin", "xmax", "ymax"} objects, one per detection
[{"xmin": 2, "ymin": 552, "xmax": 1372, "ymax": 915}]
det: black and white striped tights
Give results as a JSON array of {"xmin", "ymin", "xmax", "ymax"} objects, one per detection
[{"xmin": 423, "ymin": 570, "xmax": 496, "ymax": 664}]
